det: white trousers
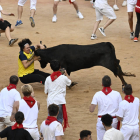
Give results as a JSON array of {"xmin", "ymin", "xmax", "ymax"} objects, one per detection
[
  {"xmin": 96, "ymin": 118, "xmax": 118, "ymax": 140},
  {"xmin": 121, "ymin": 125, "xmax": 139, "ymax": 140},
  {"xmin": 18, "ymin": 0, "xmax": 37, "ymax": 10},
  {"xmin": 0, "ymin": 116, "xmax": 15, "ymax": 132},
  {"xmin": 25, "ymin": 128, "xmax": 40, "ymax": 140}
]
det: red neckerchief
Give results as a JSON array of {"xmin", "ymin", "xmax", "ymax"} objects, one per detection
[
  {"xmin": 124, "ymin": 95, "xmax": 134, "ymax": 103},
  {"xmin": 7, "ymin": 84, "xmax": 16, "ymax": 91},
  {"xmin": 11, "ymin": 122, "xmax": 23, "ymax": 130},
  {"xmin": 62, "ymin": 104, "xmax": 69, "ymax": 131},
  {"xmin": 102, "ymin": 87, "xmax": 112, "ymax": 95},
  {"xmin": 45, "ymin": 116, "xmax": 57, "ymax": 125},
  {"xmin": 50, "ymin": 71, "xmax": 62, "ymax": 82},
  {"xmin": 69, "ymin": 0, "xmax": 72, "ymax": 4},
  {"xmin": 23, "ymin": 96, "xmax": 35, "ymax": 108}
]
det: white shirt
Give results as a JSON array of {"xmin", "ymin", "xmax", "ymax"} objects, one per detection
[
  {"xmin": 103, "ymin": 128, "xmax": 124, "ymax": 140},
  {"xmin": 44, "ymin": 75, "xmax": 71, "ymax": 107},
  {"xmin": 18, "ymin": 99, "xmax": 38, "ymax": 128},
  {"xmin": 40, "ymin": 120, "xmax": 64, "ymax": 140},
  {"xmin": 91, "ymin": 90, "xmax": 122, "ymax": 116},
  {"xmin": 0, "ymin": 5, "xmax": 2, "ymax": 18},
  {"xmin": 116, "ymin": 97, "xmax": 139, "ymax": 127},
  {"xmin": 0, "ymin": 87, "xmax": 21, "ymax": 117}
]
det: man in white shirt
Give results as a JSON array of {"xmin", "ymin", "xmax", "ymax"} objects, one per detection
[
  {"xmin": 40, "ymin": 104, "xmax": 64, "ymax": 140},
  {"xmin": 79, "ymin": 130, "xmax": 92, "ymax": 140},
  {"xmin": 116, "ymin": 84, "xmax": 139, "ymax": 140},
  {"xmin": 89, "ymin": 75, "xmax": 122, "ymax": 140},
  {"xmin": 0, "ymin": 75, "xmax": 21, "ymax": 132},
  {"xmin": 10, "ymin": 84, "xmax": 40, "ymax": 140},
  {"xmin": 44, "ymin": 60, "xmax": 71, "ymax": 130},
  {"xmin": 101, "ymin": 114, "xmax": 124, "ymax": 140}
]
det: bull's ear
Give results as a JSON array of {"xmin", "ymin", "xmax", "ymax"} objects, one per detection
[{"xmin": 44, "ymin": 45, "xmax": 47, "ymax": 49}]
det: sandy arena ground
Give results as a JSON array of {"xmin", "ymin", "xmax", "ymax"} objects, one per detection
[{"xmin": 0, "ymin": 0, "xmax": 140, "ymax": 139}]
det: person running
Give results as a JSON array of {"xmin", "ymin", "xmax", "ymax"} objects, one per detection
[
  {"xmin": 0, "ymin": 5, "xmax": 18, "ymax": 46},
  {"xmin": 18, "ymin": 38, "xmax": 50, "ymax": 85},
  {"xmin": 40, "ymin": 104, "xmax": 64, "ymax": 140},
  {"xmin": 0, "ymin": 75, "xmax": 21, "ymax": 132},
  {"xmin": 52, "ymin": 0, "xmax": 84, "ymax": 22},
  {"xmin": 89, "ymin": 75, "xmax": 122, "ymax": 140},
  {"xmin": 116, "ymin": 84, "xmax": 139, "ymax": 140},
  {"xmin": 44, "ymin": 60, "xmax": 71, "ymax": 131},
  {"xmin": 133, "ymin": 0, "xmax": 140, "ymax": 42},
  {"xmin": 15, "ymin": 0, "xmax": 37, "ymax": 27},
  {"xmin": 0, "ymin": 111, "xmax": 33, "ymax": 140},
  {"xmin": 127, "ymin": 0, "xmax": 137, "ymax": 39},
  {"xmin": 101, "ymin": 114, "xmax": 124, "ymax": 140},
  {"xmin": 10, "ymin": 84, "xmax": 40, "ymax": 140},
  {"xmin": 79, "ymin": 130, "xmax": 92, "ymax": 140},
  {"xmin": 91, "ymin": 0, "xmax": 116, "ymax": 39}
]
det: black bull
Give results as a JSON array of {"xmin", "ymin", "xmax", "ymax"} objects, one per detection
[{"xmin": 35, "ymin": 42, "xmax": 135, "ymax": 86}]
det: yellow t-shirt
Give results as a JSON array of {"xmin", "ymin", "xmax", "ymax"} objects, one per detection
[{"xmin": 18, "ymin": 48, "xmax": 35, "ymax": 77}]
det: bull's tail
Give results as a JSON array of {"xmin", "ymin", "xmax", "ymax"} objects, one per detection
[{"xmin": 122, "ymin": 72, "xmax": 136, "ymax": 77}]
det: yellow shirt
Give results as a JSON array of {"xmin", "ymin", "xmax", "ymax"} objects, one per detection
[{"xmin": 18, "ymin": 49, "xmax": 34, "ymax": 77}]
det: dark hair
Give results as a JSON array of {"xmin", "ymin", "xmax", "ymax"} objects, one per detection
[
  {"xmin": 10, "ymin": 75, "xmax": 19, "ymax": 85},
  {"xmin": 124, "ymin": 84, "xmax": 132, "ymax": 95},
  {"xmin": 18, "ymin": 39, "xmax": 32, "ymax": 51},
  {"xmin": 15, "ymin": 111, "xmax": 24, "ymax": 124},
  {"xmin": 80, "ymin": 130, "xmax": 91, "ymax": 140},
  {"xmin": 102, "ymin": 75, "xmax": 111, "ymax": 87},
  {"xmin": 48, "ymin": 104, "xmax": 59, "ymax": 116},
  {"xmin": 101, "ymin": 114, "xmax": 113, "ymax": 127},
  {"xmin": 50, "ymin": 60, "xmax": 60, "ymax": 71}
]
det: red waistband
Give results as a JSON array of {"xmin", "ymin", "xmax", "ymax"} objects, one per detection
[
  {"xmin": 24, "ymin": 127, "xmax": 38, "ymax": 129},
  {"xmin": 98, "ymin": 116, "xmax": 116, "ymax": 118}
]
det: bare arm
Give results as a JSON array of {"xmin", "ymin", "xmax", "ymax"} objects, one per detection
[
  {"xmin": 64, "ymin": 70, "xmax": 71, "ymax": 80},
  {"xmin": 1, "ymin": 10, "xmax": 15, "ymax": 16},
  {"xmin": 56, "ymin": 136, "xmax": 62, "ymax": 140},
  {"xmin": 116, "ymin": 116, "xmax": 123, "ymax": 121},
  {"xmin": 89, "ymin": 104, "xmax": 96, "ymax": 112},
  {"xmin": 10, "ymin": 101, "xmax": 19, "ymax": 122}
]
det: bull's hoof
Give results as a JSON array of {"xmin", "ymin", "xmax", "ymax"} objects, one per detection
[{"xmin": 68, "ymin": 82, "xmax": 78, "ymax": 88}]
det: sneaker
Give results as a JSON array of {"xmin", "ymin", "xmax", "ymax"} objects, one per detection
[
  {"xmin": 29, "ymin": 17, "xmax": 35, "ymax": 27},
  {"xmin": 77, "ymin": 12, "xmax": 84, "ymax": 19},
  {"xmin": 9, "ymin": 38, "xmax": 18, "ymax": 46},
  {"xmin": 98, "ymin": 27, "xmax": 106, "ymax": 36},
  {"xmin": 134, "ymin": 37, "xmax": 138, "ymax": 42},
  {"xmin": 52, "ymin": 15, "xmax": 57, "ymax": 23},
  {"xmin": 91, "ymin": 34, "xmax": 97, "ymax": 40},
  {"xmin": 15, "ymin": 20, "xmax": 23, "ymax": 26},
  {"xmin": 90, "ymin": 0, "xmax": 95, "ymax": 8},
  {"xmin": 122, "ymin": 1, "xmax": 127, "ymax": 6},
  {"xmin": 113, "ymin": 4, "xmax": 119, "ymax": 11},
  {"xmin": 130, "ymin": 32, "xmax": 134, "ymax": 39}
]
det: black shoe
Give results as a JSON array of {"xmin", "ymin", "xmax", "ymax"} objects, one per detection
[{"xmin": 9, "ymin": 38, "xmax": 18, "ymax": 46}]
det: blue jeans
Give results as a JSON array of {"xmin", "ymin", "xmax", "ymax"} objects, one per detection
[{"xmin": 57, "ymin": 104, "xmax": 63, "ymax": 124}]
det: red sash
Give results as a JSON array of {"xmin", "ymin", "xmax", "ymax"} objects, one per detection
[
  {"xmin": 11, "ymin": 122, "xmax": 23, "ymax": 130},
  {"xmin": 7, "ymin": 84, "xmax": 16, "ymax": 91},
  {"xmin": 50, "ymin": 71, "xmax": 62, "ymax": 82},
  {"xmin": 23, "ymin": 96, "xmax": 35, "ymax": 108},
  {"xmin": 62, "ymin": 104, "xmax": 69, "ymax": 131},
  {"xmin": 102, "ymin": 87, "xmax": 112, "ymax": 95},
  {"xmin": 124, "ymin": 95, "xmax": 134, "ymax": 103},
  {"xmin": 45, "ymin": 116, "xmax": 57, "ymax": 125}
]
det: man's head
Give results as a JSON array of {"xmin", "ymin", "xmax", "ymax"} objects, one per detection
[
  {"xmin": 124, "ymin": 84, "xmax": 132, "ymax": 95},
  {"xmin": 15, "ymin": 111, "xmax": 24, "ymax": 124},
  {"xmin": 101, "ymin": 114, "xmax": 113, "ymax": 127},
  {"xmin": 10, "ymin": 75, "xmax": 19, "ymax": 85},
  {"xmin": 21, "ymin": 84, "xmax": 33, "ymax": 97},
  {"xmin": 80, "ymin": 130, "xmax": 92, "ymax": 140},
  {"xmin": 50, "ymin": 60, "xmax": 61, "ymax": 72},
  {"xmin": 102, "ymin": 75, "xmax": 111, "ymax": 87},
  {"xmin": 18, "ymin": 39, "xmax": 32, "ymax": 54},
  {"xmin": 48, "ymin": 104, "xmax": 59, "ymax": 116}
]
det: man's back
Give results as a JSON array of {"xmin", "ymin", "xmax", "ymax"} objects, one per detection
[
  {"xmin": 40, "ymin": 120, "xmax": 64, "ymax": 140},
  {"xmin": 103, "ymin": 128, "xmax": 124, "ymax": 140},
  {"xmin": 0, "ymin": 87, "xmax": 21, "ymax": 117}
]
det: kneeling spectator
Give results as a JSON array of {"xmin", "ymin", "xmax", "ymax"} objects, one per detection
[
  {"xmin": 101, "ymin": 114, "xmax": 124, "ymax": 140},
  {"xmin": 0, "ymin": 111, "xmax": 33, "ymax": 140},
  {"xmin": 40, "ymin": 104, "xmax": 64, "ymax": 140},
  {"xmin": 79, "ymin": 130, "xmax": 92, "ymax": 140}
]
